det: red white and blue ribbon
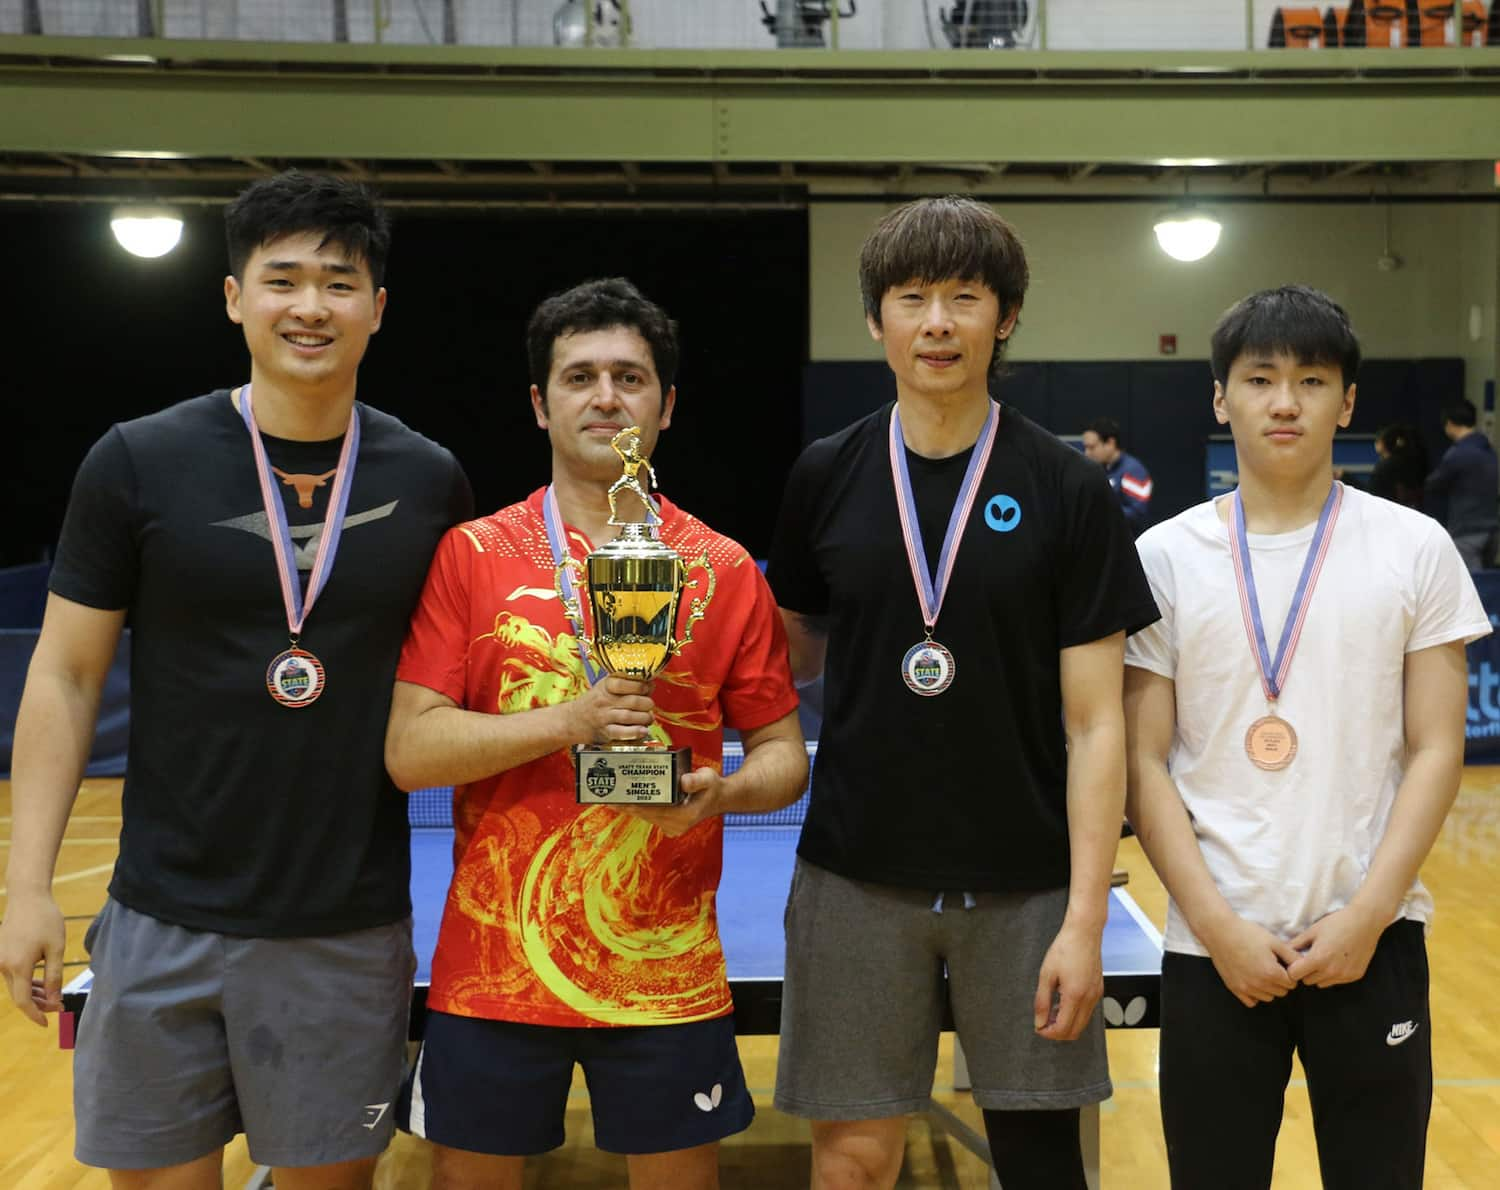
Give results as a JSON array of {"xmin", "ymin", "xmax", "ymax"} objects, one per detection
[
  {"xmin": 240, "ymin": 384, "xmax": 359, "ymax": 639},
  {"xmin": 889, "ymin": 400, "xmax": 1000, "ymax": 635},
  {"xmin": 1229, "ymin": 482, "xmax": 1342, "ymax": 702},
  {"xmin": 542, "ymin": 486, "xmax": 603, "ymax": 686}
]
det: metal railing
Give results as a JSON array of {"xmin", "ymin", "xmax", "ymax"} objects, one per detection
[{"xmin": 4, "ymin": 1, "xmax": 1496, "ymax": 52}]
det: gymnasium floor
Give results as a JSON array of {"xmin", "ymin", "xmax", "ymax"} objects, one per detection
[{"xmin": 2, "ymin": 771, "xmax": 1498, "ymax": 1189}]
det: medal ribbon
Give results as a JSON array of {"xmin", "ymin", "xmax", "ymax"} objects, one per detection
[
  {"xmin": 542, "ymin": 486, "xmax": 603, "ymax": 686},
  {"xmin": 240, "ymin": 384, "xmax": 360, "ymax": 640},
  {"xmin": 889, "ymin": 400, "xmax": 999, "ymax": 635},
  {"xmin": 1229, "ymin": 482, "xmax": 1342, "ymax": 702}
]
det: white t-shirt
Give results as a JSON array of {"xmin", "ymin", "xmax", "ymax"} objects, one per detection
[{"xmin": 1125, "ymin": 484, "xmax": 1490, "ymax": 957}]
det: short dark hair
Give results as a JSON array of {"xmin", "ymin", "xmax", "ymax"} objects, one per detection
[
  {"xmin": 224, "ymin": 170, "xmax": 391, "ymax": 286},
  {"xmin": 858, "ymin": 196, "xmax": 1029, "ymax": 376},
  {"xmin": 1209, "ymin": 285, "xmax": 1361, "ymax": 389},
  {"xmin": 526, "ymin": 277, "xmax": 680, "ymax": 407},
  {"xmin": 1086, "ymin": 418, "xmax": 1122, "ymax": 447},
  {"xmin": 1444, "ymin": 399, "xmax": 1478, "ymax": 428}
]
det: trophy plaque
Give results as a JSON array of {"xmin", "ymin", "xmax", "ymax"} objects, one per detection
[{"xmin": 556, "ymin": 428, "xmax": 716, "ymax": 804}]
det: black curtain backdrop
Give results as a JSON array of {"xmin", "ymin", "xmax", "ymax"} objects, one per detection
[{"xmin": 0, "ymin": 206, "xmax": 810, "ymax": 566}]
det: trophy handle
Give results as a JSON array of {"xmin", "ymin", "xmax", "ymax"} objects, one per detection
[
  {"xmin": 671, "ymin": 552, "xmax": 717, "ymax": 653},
  {"xmin": 554, "ymin": 556, "xmax": 599, "ymax": 666}
]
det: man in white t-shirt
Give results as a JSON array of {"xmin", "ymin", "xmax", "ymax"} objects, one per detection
[{"xmin": 1123, "ymin": 285, "xmax": 1489, "ymax": 1190}]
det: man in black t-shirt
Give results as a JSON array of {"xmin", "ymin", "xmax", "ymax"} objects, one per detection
[
  {"xmin": 767, "ymin": 196, "xmax": 1158, "ymax": 1190},
  {"xmin": 0, "ymin": 172, "xmax": 471, "ymax": 1188}
]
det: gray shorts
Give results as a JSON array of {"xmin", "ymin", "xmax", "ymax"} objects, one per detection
[
  {"xmin": 774, "ymin": 859, "xmax": 1110, "ymax": 1118},
  {"xmin": 74, "ymin": 897, "xmax": 415, "ymax": 1170}
]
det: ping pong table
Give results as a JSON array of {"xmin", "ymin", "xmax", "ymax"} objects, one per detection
[{"xmin": 62, "ymin": 742, "xmax": 1163, "ymax": 1189}]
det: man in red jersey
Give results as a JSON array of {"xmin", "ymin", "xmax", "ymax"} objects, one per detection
[{"xmin": 384, "ymin": 277, "xmax": 807, "ymax": 1190}]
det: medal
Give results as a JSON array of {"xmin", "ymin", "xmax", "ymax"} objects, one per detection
[
  {"xmin": 1229, "ymin": 483, "xmax": 1341, "ymax": 769},
  {"xmin": 266, "ymin": 647, "xmax": 326, "ymax": 709},
  {"xmin": 902, "ymin": 640, "xmax": 955, "ymax": 697},
  {"xmin": 240, "ymin": 385, "xmax": 360, "ymax": 708},
  {"xmin": 889, "ymin": 400, "xmax": 1000, "ymax": 696},
  {"xmin": 1244, "ymin": 715, "xmax": 1298, "ymax": 771}
]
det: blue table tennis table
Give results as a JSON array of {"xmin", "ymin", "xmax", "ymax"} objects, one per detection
[{"xmin": 63, "ymin": 743, "xmax": 1163, "ymax": 1189}]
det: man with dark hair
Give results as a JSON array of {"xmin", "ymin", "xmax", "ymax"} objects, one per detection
[
  {"xmin": 1082, "ymin": 417, "xmax": 1153, "ymax": 536},
  {"xmin": 384, "ymin": 277, "xmax": 807, "ymax": 1190},
  {"xmin": 1126, "ymin": 285, "xmax": 1485, "ymax": 1188},
  {"xmin": 0, "ymin": 171, "xmax": 472, "ymax": 1188},
  {"xmin": 768, "ymin": 196, "xmax": 1158, "ymax": 1189},
  {"xmin": 1425, "ymin": 396, "xmax": 1498, "ymax": 571}
]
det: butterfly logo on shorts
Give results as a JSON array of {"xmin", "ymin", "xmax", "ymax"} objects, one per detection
[{"xmin": 692, "ymin": 1084, "xmax": 723, "ymax": 1112}]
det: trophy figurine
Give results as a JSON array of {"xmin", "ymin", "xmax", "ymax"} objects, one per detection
[{"xmin": 556, "ymin": 427, "xmax": 716, "ymax": 804}]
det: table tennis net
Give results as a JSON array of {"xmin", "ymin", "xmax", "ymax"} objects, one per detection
[{"xmin": 407, "ymin": 742, "xmax": 815, "ymax": 829}]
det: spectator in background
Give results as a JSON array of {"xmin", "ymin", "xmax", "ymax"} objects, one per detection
[
  {"xmin": 1082, "ymin": 418, "xmax": 1153, "ymax": 537},
  {"xmin": 1369, "ymin": 422, "xmax": 1427, "ymax": 511},
  {"xmin": 1425, "ymin": 399, "xmax": 1498, "ymax": 572}
]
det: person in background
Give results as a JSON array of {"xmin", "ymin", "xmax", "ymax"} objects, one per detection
[
  {"xmin": 1082, "ymin": 417, "xmax": 1153, "ymax": 537},
  {"xmin": 1369, "ymin": 422, "xmax": 1426, "ymax": 511},
  {"xmin": 1424, "ymin": 398, "xmax": 1498, "ymax": 572}
]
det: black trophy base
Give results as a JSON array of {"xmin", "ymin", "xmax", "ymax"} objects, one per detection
[{"xmin": 574, "ymin": 742, "xmax": 690, "ymax": 805}]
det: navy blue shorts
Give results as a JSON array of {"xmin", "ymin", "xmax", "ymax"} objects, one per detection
[{"xmin": 397, "ymin": 1010, "xmax": 754, "ymax": 1156}]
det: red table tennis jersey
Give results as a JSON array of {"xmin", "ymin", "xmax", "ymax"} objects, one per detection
[{"xmin": 397, "ymin": 488, "xmax": 798, "ymax": 1026}]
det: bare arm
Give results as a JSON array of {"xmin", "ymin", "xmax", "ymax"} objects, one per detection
[
  {"xmin": 1033, "ymin": 631, "xmax": 1126, "ymax": 1041},
  {"xmin": 624, "ymin": 710, "xmax": 810, "ymax": 838},
  {"xmin": 384, "ymin": 675, "xmax": 656, "ymax": 792},
  {"xmin": 1287, "ymin": 640, "xmax": 1467, "ymax": 986},
  {"xmin": 777, "ymin": 607, "xmax": 827, "ymax": 687},
  {"xmin": 0, "ymin": 595, "xmax": 126, "ymax": 1025},
  {"xmin": 1123, "ymin": 665, "xmax": 1297, "ymax": 1006}
]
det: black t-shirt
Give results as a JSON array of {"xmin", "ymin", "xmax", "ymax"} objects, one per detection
[
  {"xmin": 49, "ymin": 391, "xmax": 473, "ymax": 937},
  {"xmin": 766, "ymin": 402, "xmax": 1159, "ymax": 892}
]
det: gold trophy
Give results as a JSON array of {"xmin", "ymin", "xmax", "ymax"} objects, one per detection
[{"xmin": 556, "ymin": 427, "xmax": 716, "ymax": 804}]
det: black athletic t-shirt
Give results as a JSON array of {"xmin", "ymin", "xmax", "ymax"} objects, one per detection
[
  {"xmin": 767, "ymin": 402, "xmax": 1159, "ymax": 892},
  {"xmin": 49, "ymin": 391, "xmax": 473, "ymax": 937}
]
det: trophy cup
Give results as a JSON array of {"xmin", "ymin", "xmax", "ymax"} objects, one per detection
[{"xmin": 556, "ymin": 427, "xmax": 716, "ymax": 805}]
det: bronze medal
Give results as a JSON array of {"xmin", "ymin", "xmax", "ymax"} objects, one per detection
[{"xmin": 1245, "ymin": 714, "xmax": 1297, "ymax": 771}]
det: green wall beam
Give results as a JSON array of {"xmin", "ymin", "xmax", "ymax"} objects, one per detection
[{"xmin": 1, "ymin": 37, "xmax": 1495, "ymax": 164}]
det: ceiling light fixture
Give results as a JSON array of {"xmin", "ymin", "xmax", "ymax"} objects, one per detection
[
  {"xmin": 110, "ymin": 205, "xmax": 184, "ymax": 258},
  {"xmin": 1153, "ymin": 209, "xmax": 1222, "ymax": 262}
]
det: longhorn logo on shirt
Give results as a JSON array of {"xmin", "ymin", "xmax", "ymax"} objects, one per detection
[
  {"xmin": 585, "ymin": 757, "xmax": 618, "ymax": 798},
  {"xmin": 271, "ymin": 467, "xmax": 338, "ymax": 509}
]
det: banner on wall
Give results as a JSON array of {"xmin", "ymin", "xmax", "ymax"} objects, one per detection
[{"xmin": 1465, "ymin": 571, "xmax": 1500, "ymax": 761}]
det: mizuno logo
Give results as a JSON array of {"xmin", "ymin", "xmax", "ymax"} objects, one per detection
[
  {"xmin": 213, "ymin": 501, "xmax": 399, "ymax": 569},
  {"xmin": 1386, "ymin": 1021, "xmax": 1419, "ymax": 1047},
  {"xmin": 361, "ymin": 1102, "xmax": 390, "ymax": 1129}
]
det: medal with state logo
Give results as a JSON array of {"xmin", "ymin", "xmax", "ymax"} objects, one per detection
[
  {"xmin": 240, "ymin": 384, "xmax": 360, "ymax": 708},
  {"xmin": 889, "ymin": 400, "xmax": 999, "ymax": 697},
  {"xmin": 1229, "ymin": 482, "xmax": 1342, "ymax": 770}
]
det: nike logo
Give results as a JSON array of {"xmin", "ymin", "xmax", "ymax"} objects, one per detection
[
  {"xmin": 1386, "ymin": 1021, "xmax": 1419, "ymax": 1047},
  {"xmin": 361, "ymin": 1102, "xmax": 390, "ymax": 1130}
]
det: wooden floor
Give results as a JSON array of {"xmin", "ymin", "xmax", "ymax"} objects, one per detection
[{"xmin": 3, "ymin": 772, "xmax": 1500, "ymax": 1188}]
